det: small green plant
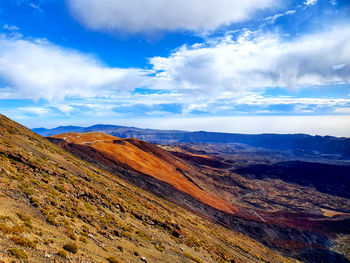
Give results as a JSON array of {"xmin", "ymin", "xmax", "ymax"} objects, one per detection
[
  {"xmin": 106, "ymin": 256, "xmax": 122, "ymax": 263},
  {"xmin": 8, "ymin": 247, "xmax": 28, "ymax": 260},
  {"xmin": 63, "ymin": 242, "xmax": 78, "ymax": 253}
]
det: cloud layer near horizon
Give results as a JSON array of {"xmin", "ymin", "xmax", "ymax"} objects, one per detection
[{"xmin": 67, "ymin": 0, "xmax": 279, "ymax": 33}]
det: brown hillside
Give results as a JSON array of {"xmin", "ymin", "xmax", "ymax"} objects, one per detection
[
  {"xmin": 52, "ymin": 132, "xmax": 236, "ymax": 215},
  {"xmin": 49, "ymin": 131, "xmax": 350, "ymax": 262},
  {"xmin": 0, "ymin": 114, "xmax": 296, "ymax": 262}
]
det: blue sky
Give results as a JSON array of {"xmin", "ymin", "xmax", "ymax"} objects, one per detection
[{"xmin": 0, "ymin": 0, "xmax": 350, "ymax": 136}]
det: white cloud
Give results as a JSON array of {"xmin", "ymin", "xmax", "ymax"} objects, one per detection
[
  {"xmin": 334, "ymin": 107, "xmax": 350, "ymax": 114},
  {"xmin": 0, "ymin": 36, "xmax": 149, "ymax": 100},
  {"xmin": 1, "ymin": 25, "xmax": 350, "ymax": 103},
  {"xmin": 3, "ymin": 24, "xmax": 20, "ymax": 31},
  {"xmin": 29, "ymin": 3, "xmax": 43, "ymax": 12},
  {"xmin": 54, "ymin": 104, "xmax": 75, "ymax": 114},
  {"xmin": 17, "ymin": 106, "xmax": 51, "ymax": 115},
  {"xmin": 67, "ymin": 0, "xmax": 279, "ymax": 33},
  {"xmin": 149, "ymin": 25, "xmax": 350, "ymax": 92},
  {"xmin": 264, "ymin": 9, "xmax": 296, "ymax": 23},
  {"xmin": 304, "ymin": 0, "xmax": 318, "ymax": 6},
  {"xmin": 285, "ymin": 10, "xmax": 296, "ymax": 15}
]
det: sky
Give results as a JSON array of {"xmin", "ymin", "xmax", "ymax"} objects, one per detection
[{"xmin": 0, "ymin": 0, "xmax": 350, "ymax": 136}]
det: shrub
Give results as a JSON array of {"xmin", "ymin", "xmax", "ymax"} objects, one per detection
[
  {"xmin": 117, "ymin": 245, "xmax": 123, "ymax": 252},
  {"xmin": 29, "ymin": 197, "xmax": 40, "ymax": 207},
  {"xmin": 10, "ymin": 236, "xmax": 36, "ymax": 248},
  {"xmin": 0, "ymin": 215, "xmax": 12, "ymax": 222},
  {"xmin": 16, "ymin": 213, "xmax": 32, "ymax": 228},
  {"xmin": 46, "ymin": 212, "xmax": 58, "ymax": 226},
  {"xmin": 154, "ymin": 242, "xmax": 165, "ymax": 252},
  {"xmin": 0, "ymin": 223, "xmax": 12, "ymax": 234},
  {"xmin": 0, "ymin": 223, "xmax": 25, "ymax": 235},
  {"xmin": 23, "ymin": 221, "xmax": 33, "ymax": 228},
  {"xmin": 54, "ymin": 184, "xmax": 66, "ymax": 193},
  {"xmin": 8, "ymin": 248, "xmax": 28, "ymax": 260},
  {"xmin": 57, "ymin": 249, "xmax": 68, "ymax": 258},
  {"xmin": 10, "ymin": 224, "xmax": 26, "ymax": 235},
  {"xmin": 107, "ymin": 256, "xmax": 122, "ymax": 263},
  {"xmin": 18, "ymin": 184, "xmax": 34, "ymax": 196},
  {"xmin": 63, "ymin": 242, "xmax": 78, "ymax": 253},
  {"xmin": 67, "ymin": 230, "xmax": 77, "ymax": 241},
  {"xmin": 136, "ymin": 230, "xmax": 152, "ymax": 240},
  {"xmin": 183, "ymin": 252, "xmax": 202, "ymax": 263},
  {"xmin": 79, "ymin": 236, "xmax": 88, "ymax": 243}
]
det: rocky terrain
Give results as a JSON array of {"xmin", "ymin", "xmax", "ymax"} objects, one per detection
[
  {"xmin": 1, "ymin": 114, "xmax": 349, "ymax": 262},
  {"xmin": 48, "ymin": 132, "xmax": 350, "ymax": 262},
  {"xmin": 0, "ymin": 114, "xmax": 296, "ymax": 262}
]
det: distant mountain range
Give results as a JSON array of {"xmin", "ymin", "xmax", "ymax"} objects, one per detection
[{"xmin": 33, "ymin": 124, "xmax": 350, "ymax": 159}]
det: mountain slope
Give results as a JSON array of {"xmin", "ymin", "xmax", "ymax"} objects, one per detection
[
  {"xmin": 51, "ymin": 132, "xmax": 236, "ymax": 215},
  {"xmin": 49, "ymin": 133, "xmax": 350, "ymax": 262},
  {"xmin": 48, "ymin": 131, "xmax": 350, "ymax": 263},
  {"xmin": 0, "ymin": 113, "xmax": 295, "ymax": 262}
]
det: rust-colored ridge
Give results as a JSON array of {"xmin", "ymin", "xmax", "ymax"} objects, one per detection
[{"xmin": 52, "ymin": 132, "xmax": 237, "ymax": 214}]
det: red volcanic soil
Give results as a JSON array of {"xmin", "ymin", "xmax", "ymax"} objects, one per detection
[
  {"xmin": 50, "ymin": 132, "xmax": 350, "ymax": 261},
  {"xmin": 52, "ymin": 132, "xmax": 237, "ymax": 214}
]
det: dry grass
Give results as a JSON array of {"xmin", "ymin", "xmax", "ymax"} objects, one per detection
[
  {"xmin": 57, "ymin": 249, "xmax": 68, "ymax": 258},
  {"xmin": 106, "ymin": 256, "xmax": 122, "ymax": 263},
  {"xmin": 63, "ymin": 242, "xmax": 78, "ymax": 253},
  {"xmin": 10, "ymin": 236, "xmax": 36, "ymax": 248},
  {"xmin": 0, "ymin": 114, "xmax": 298, "ymax": 263},
  {"xmin": 183, "ymin": 252, "xmax": 202, "ymax": 263},
  {"xmin": 8, "ymin": 248, "xmax": 28, "ymax": 260}
]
